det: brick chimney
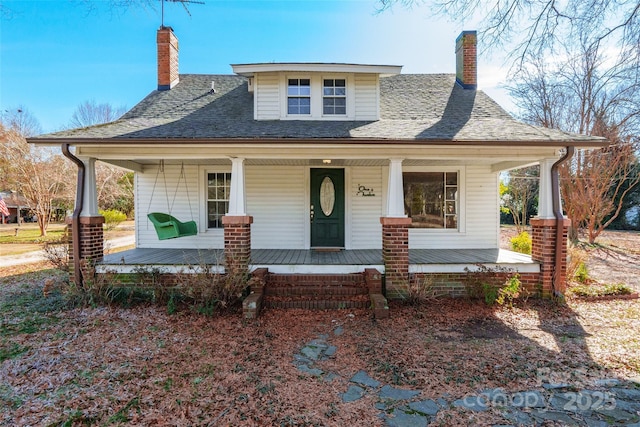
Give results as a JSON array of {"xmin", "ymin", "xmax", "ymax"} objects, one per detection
[
  {"xmin": 455, "ymin": 30, "xmax": 477, "ymax": 89},
  {"xmin": 157, "ymin": 26, "xmax": 179, "ymax": 91}
]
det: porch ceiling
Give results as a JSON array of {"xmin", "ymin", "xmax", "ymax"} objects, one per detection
[{"xmin": 100, "ymin": 156, "xmax": 545, "ymax": 172}]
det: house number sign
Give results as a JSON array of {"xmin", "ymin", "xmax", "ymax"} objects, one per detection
[{"xmin": 357, "ymin": 185, "xmax": 375, "ymax": 197}]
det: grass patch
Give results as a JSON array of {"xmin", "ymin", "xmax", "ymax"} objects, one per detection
[
  {"xmin": 570, "ymin": 282, "xmax": 634, "ymax": 298},
  {"xmin": 0, "ymin": 341, "xmax": 30, "ymax": 362},
  {"xmin": 108, "ymin": 397, "xmax": 140, "ymax": 424},
  {"xmin": 0, "ymin": 224, "xmax": 67, "ymax": 244}
]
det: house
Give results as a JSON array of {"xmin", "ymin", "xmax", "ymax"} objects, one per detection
[
  {"xmin": 0, "ymin": 191, "xmax": 32, "ymax": 224},
  {"xmin": 29, "ymin": 28, "xmax": 606, "ymax": 312}
]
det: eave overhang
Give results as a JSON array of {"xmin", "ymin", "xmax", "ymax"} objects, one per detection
[
  {"xmin": 27, "ymin": 136, "xmax": 609, "ymax": 149},
  {"xmin": 231, "ymin": 62, "xmax": 403, "ymax": 77}
]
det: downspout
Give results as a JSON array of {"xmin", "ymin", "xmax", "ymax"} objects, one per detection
[
  {"xmin": 62, "ymin": 144, "xmax": 85, "ymax": 288},
  {"xmin": 550, "ymin": 146, "xmax": 575, "ymax": 296}
]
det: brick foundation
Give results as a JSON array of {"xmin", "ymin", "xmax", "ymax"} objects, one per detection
[
  {"xmin": 222, "ymin": 215, "xmax": 253, "ymax": 275},
  {"xmin": 410, "ymin": 272, "xmax": 542, "ymax": 298},
  {"xmin": 531, "ymin": 218, "xmax": 571, "ymax": 297},
  {"xmin": 381, "ymin": 217, "xmax": 412, "ymax": 299},
  {"xmin": 67, "ymin": 216, "xmax": 105, "ymax": 285}
]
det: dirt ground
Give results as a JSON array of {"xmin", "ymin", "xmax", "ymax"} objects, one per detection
[
  {"xmin": 1, "ymin": 229, "xmax": 639, "ymax": 426},
  {"xmin": 500, "ymin": 226, "xmax": 640, "ymax": 292}
]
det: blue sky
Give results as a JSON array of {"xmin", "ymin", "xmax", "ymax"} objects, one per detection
[{"xmin": 1, "ymin": 0, "xmax": 510, "ymax": 133}]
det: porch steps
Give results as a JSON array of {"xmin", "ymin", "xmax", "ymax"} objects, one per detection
[
  {"xmin": 264, "ymin": 273, "xmax": 369, "ymax": 310},
  {"xmin": 243, "ymin": 268, "xmax": 389, "ymax": 319}
]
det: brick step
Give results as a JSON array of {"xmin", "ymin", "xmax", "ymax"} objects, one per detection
[
  {"xmin": 266, "ymin": 273, "xmax": 365, "ymax": 287},
  {"xmin": 264, "ymin": 286, "xmax": 368, "ymax": 297},
  {"xmin": 263, "ymin": 295, "xmax": 370, "ymax": 310}
]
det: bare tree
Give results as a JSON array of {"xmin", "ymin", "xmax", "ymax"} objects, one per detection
[
  {"xmin": 95, "ymin": 165, "xmax": 134, "ymax": 214},
  {"xmin": 64, "ymin": 100, "xmax": 134, "ymax": 215},
  {"xmin": 501, "ymin": 166, "xmax": 539, "ymax": 233},
  {"xmin": 377, "ymin": 0, "xmax": 640, "ymax": 70},
  {"xmin": 508, "ymin": 40, "xmax": 640, "ymax": 243},
  {"xmin": 561, "ymin": 131, "xmax": 640, "ymax": 244},
  {"xmin": 0, "ymin": 109, "xmax": 73, "ymax": 236},
  {"xmin": 68, "ymin": 100, "xmax": 127, "ymax": 129}
]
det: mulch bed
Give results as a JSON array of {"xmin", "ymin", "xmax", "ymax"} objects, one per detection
[{"xmin": 2, "ymin": 287, "xmax": 639, "ymax": 425}]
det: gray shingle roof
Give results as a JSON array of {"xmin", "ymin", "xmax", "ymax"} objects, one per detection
[{"xmin": 30, "ymin": 73, "xmax": 602, "ymax": 145}]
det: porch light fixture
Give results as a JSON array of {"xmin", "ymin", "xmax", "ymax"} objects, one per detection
[{"xmin": 322, "ymin": 159, "xmax": 332, "ymax": 164}]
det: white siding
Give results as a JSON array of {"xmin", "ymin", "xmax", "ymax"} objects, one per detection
[
  {"xmin": 136, "ymin": 164, "xmax": 222, "ymax": 249},
  {"xmin": 246, "ymin": 166, "xmax": 306, "ymax": 249},
  {"xmin": 255, "ymin": 72, "xmax": 280, "ymax": 120},
  {"xmin": 354, "ymin": 74, "xmax": 379, "ymax": 121},
  {"xmin": 350, "ymin": 166, "xmax": 383, "ymax": 249},
  {"xmin": 135, "ymin": 164, "xmax": 499, "ymax": 251},
  {"xmin": 409, "ymin": 165, "xmax": 499, "ymax": 249}
]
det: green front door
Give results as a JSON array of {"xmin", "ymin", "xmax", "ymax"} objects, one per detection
[{"xmin": 310, "ymin": 168, "xmax": 345, "ymax": 248}]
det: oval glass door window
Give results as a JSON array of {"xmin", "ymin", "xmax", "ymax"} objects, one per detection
[{"xmin": 320, "ymin": 176, "xmax": 335, "ymax": 216}]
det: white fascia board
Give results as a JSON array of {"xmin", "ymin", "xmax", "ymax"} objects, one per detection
[{"xmin": 231, "ymin": 63, "xmax": 403, "ymax": 77}]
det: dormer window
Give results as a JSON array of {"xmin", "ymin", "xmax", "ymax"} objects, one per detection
[
  {"xmin": 232, "ymin": 63, "xmax": 402, "ymax": 121},
  {"xmin": 323, "ymin": 79, "xmax": 346, "ymax": 115},
  {"xmin": 287, "ymin": 78, "xmax": 311, "ymax": 115}
]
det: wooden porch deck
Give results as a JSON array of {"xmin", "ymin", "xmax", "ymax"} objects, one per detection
[{"xmin": 99, "ymin": 248, "xmax": 538, "ymax": 274}]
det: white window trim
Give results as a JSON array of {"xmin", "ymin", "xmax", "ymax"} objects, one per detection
[
  {"xmin": 402, "ymin": 166, "xmax": 466, "ymax": 234},
  {"xmin": 321, "ymin": 76, "xmax": 347, "ymax": 117},
  {"xmin": 199, "ymin": 165, "xmax": 232, "ymax": 234},
  {"xmin": 279, "ymin": 73, "xmax": 355, "ymax": 120},
  {"xmin": 285, "ymin": 77, "xmax": 312, "ymax": 116}
]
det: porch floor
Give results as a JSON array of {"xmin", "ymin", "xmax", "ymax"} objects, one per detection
[{"xmin": 99, "ymin": 248, "xmax": 537, "ymax": 274}]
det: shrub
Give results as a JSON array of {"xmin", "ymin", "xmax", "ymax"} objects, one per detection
[
  {"xmin": 570, "ymin": 283, "xmax": 633, "ymax": 298},
  {"xmin": 43, "ymin": 236, "xmax": 69, "ymax": 272},
  {"xmin": 567, "ymin": 246, "xmax": 588, "ymax": 283},
  {"xmin": 465, "ymin": 265, "xmax": 524, "ymax": 306},
  {"xmin": 401, "ymin": 276, "xmax": 445, "ymax": 305},
  {"xmin": 173, "ymin": 263, "xmax": 249, "ymax": 314},
  {"xmin": 510, "ymin": 231, "xmax": 532, "ymax": 255},
  {"xmin": 482, "ymin": 282, "xmax": 499, "ymax": 305},
  {"xmin": 99, "ymin": 209, "xmax": 127, "ymax": 231},
  {"xmin": 496, "ymin": 275, "xmax": 521, "ymax": 307},
  {"xmin": 574, "ymin": 262, "xmax": 590, "ymax": 284}
]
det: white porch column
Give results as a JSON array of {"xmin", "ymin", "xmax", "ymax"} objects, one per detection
[
  {"xmin": 79, "ymin": 157, "xmax": 99, "ymax": 217},
  {"xmin": 228, "ymin": 157, "xmax": 247, "ymax": 216},
  {"xmin": 385, "ymin": 158, "xmax": 407, "ymax": 217},
  {"xmin": 537, "ymin": 158, "xmax": 557, "ymax": 219}
]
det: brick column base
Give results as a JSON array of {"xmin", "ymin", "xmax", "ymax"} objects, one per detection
[
  {"xmin": 530, "ymin": 217, "xmax": 571, "ymax": 297},
  {"xmin": 222, "ymin": 215, "xmax": 253, "ymax": 275},
  {"xmin": 66, "ymin": 216, "xmax": 105, "ymax": 286},
  {"xmin": 381, "ymin": 217, "xmax": 412, "ymax": 299}
]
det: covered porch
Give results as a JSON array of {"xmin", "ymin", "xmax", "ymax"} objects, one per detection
[
  {"xmin": 61, "ymin": 144, "xmax": 568, "ymax": 300},
  {"xmin": 98, "ymin": 247, "xmax": 538, "ymax": 275}
]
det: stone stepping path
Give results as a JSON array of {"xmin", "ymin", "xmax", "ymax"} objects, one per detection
[{"xmin": 293, "ymin": 328, "xmax": 640, "ymax": 426}]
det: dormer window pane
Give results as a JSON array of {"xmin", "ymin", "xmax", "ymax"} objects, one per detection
[
  {"xmin": 323, "ymin": 97, "xmax": 346, "ymax": 115},
  {"xmin": 323, "ymin": 79, "xmax": 346, "ymax": 115},
  {"xmin": 288, "ymin": 79, "xmax": 311, "ymax": 115},
  {"xmin": 288, "ymin": 97, "xmax": 310, "ymax": 114}
]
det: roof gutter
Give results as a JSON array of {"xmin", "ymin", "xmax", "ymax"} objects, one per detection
[
  {"xmin": 28, "ymin": 137, "xmax": 608, "ymax": 148},
  {"xmin": 62, "ymin": 144, "xmax": 84, "ymax": 289},
  {"xmin": 551, "ymin": 146, "xmax": 574, "ymax": 297}
]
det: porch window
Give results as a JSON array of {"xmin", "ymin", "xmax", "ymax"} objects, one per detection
[
  {"xmin": 323, "ymin": 79, "xmax": 346, "ymax": 115},
  {"xmin": 287, "ymin": 78, "xmax": 311, "ymax": 115},
  {"xmin": 207, "ymin": 172, "xmax": 231, "ymax": 228},
  {"xmin": 403, "ymin": 172, "xmax": 458, "ymax": 229}
]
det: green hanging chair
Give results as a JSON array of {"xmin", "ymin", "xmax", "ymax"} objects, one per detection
[
  {"xmin": 146, "ymin": 161, "xmax": 198, "ymax": 240},
  {"xmin": 147, "ymin": 212, "xmax": 197, "ymax": 240}
]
